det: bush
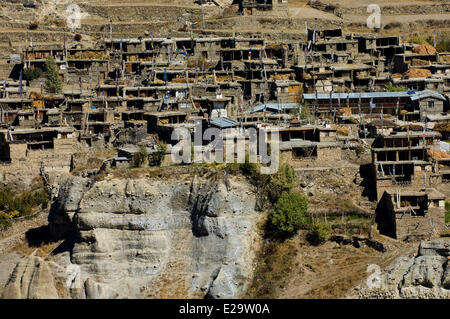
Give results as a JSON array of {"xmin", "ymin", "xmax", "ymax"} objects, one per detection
[
  {"xmin": 307, "ymin": 222, "xmax": 331, "ymax": 245},
  {"xmin": 0, "ymin": 211, "xmax": 18, "ymax": 230},
  {"xmin": 436, "ymin": 34, "xmax": 450, "ymax": 52},
  {"xmin": 412, "ymin": 34, "xmax": 432, "ymax": 45},
  {"xmin": 385, "ymin": 82, "xmax": 407, "ymax": 92},
  {"xmin": 132, "ymin": 145, "xmax": 149, "ymax": 168},
  {"xmin": 266, "ymin": 191, "xmax": 308, "ymax": 239},
  {"xmin": 151, "ymin": 142, "xmax": 167, "ymax": 166},
  {"xmin": 0, "ymin": 187, "xmax": 50, "ymax": 230},
  {"xmin": 29, "ymin": 22, "xmax": 38, "ymax": 30},
  {"xmin": 24, "ymin": 67, "xmax": 42, "ymax": 81},
  {"xmin": 267, "ymin": 165, "xmax": 297, "ymax": 203},
  {"xmin": 239, "ymin": 156, "xmax": 260, "ymax": 180},
  {"xmin": 300, "ymin": 104, "xmax": 315, "ymax": 120},
  {"xmin": 236, "ymin": 160, "xmax": 297, "ymax": 209},
  {"xmin": 355, "ymin": 145, "xmax": 365, "ymax": 157},
  {"xmin": 445, "ymin": 201, "xmax": 450, "ymax": 223},
  {"xmin": 44, "ymin": 57, "xmax": 63, "ymax": 94},
  {"xmin": 32, "ymin": 189, "xmax": 50, "ymax": 209}
]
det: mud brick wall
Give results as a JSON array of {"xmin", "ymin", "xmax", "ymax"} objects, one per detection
[
  {"xmin": 396, "ymin": 213, "xmax": 433, "ymax": 241},
  {"xmin": 0, "ymin": 138, "xmax": 80, "ymax": 188},
  {"xmin": 317, "ymin": 145, "xmax": 341, "ymax": 161}
]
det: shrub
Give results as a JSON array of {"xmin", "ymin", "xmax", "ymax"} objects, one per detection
[
  {"xmin": 33, "ymin": 189, "xmax": 50, "ymax": 209},
  {"xmin": 151, "ymin": 142, "xmax": 167, "ymax": 166},
  {"xmin": 355, "ymin": 145, "xmax": 365, "ymax": 157},
  {"xmin": 239, "ymin": 156, "xmax": 260, "ymax": 179},
  {"xmin": 385, "ymin": 82, "xmax": 407, "ymax": 92},
  {"xmin": 237, "ymin": 160, "xmax": 297, "ymax": 209},
  {"xmin": 29, "ymin": 22, "xmax": 38, "ymax": 30},
  {"xmin": 445, "ymin": 201, "xmax": 450, "ymax": 223},
  {"xmin": 24, "ymin": 67, "xmax": 42, "ymax": 81},
  {"xmin": 266, "ymin": 191, "xmax": 308, "ymax": 239},
  {"xmin": 307, "ymin": 222, "xmax": 331, "ymax": 245},
  {"xmin": 44, "ymin": 57, "xmax": 63, "ymax": 94},
  {"xmin": 300, "ymin": 104, "xmax": 315, "ymax": 120},
  {"xmin": 0, "ymin": 211, "xmax": 18, "ymax": 230},
  {"xmin": 0, "ymin": 187, "xmax": 50, "ymax": 230},
  {"xmin": 266, "ymin": 164, "xmax": 297, "ymax": 203},
  {"xmin": 412, "ymin": 34, "xmax": 432, "ymax": 45},
  {"xmin": 132, "ymin": 145, "xmax": 149, "ymax": 168},
  {"xmin": 436, "ymin": 33, "xmax": 450, "ymax": 52}
]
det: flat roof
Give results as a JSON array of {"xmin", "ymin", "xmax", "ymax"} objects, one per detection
[{"xmin": 209, "ymin": 117, "xmax": 238, "ymax": 129}]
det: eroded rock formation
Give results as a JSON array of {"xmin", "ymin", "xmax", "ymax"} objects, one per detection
[
  {"xmin": 350, "ymin": 240, "xmax": 450, "ymax": 299},
  {"xmin": 2, "ymin": 173, "xmax": 263, "ymax": 299}
]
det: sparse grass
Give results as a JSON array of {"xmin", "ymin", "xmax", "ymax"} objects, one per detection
[
  {"xmin": 347, "ymin": 214, "xmax": 372, "ymax": 223},
  {"xmin": 12, "ymin": 240, "xmax": 61, "ymax": 258},
  {"xmin": 245, "ymin": 240, "xmax": 298, "ymax": 298},
  {"xmin": 334, "ymin": 199, "xmax": 363, "ymax": 214}
]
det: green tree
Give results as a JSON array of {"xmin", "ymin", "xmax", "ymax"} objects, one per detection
[
  {"xmin": 44, "ymin": 57, "xmax": 62, "ymax": 94},
  {"xmin": 307, "ymin": 222, "xmax": 331, "ymax": 245},
  {"xmin": 151, "ymin": 141, "xmax": 167, "ymax": 166},
  {"xmin": 267, "ymin": 164, "xmax": 297, "ymax": 203},
  {"xmin": 266, "ymin": 191, "xmax": 308, "ymax": 239},
  {"xmin": 132, "ymin": 145, "xmax": 149, "ymax": 168}
]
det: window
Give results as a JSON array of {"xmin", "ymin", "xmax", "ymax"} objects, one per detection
[{"xmin": 428, "ymin": 101, "xmax": 434, "ymax": 109}]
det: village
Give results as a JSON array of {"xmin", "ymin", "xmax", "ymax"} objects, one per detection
[
  {"xmin": 1, "ymin": 4, "xmax": 450, "ymax": 240},
  {"xmin": 0, "ymin": 0, "xmax": 449, "ymax": 302}
]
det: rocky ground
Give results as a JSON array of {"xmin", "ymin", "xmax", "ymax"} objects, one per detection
[{"xmin": 348, "ymin": 239, "xmax": 450, "ymax": 298}]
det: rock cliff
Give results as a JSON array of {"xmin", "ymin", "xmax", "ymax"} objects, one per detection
[
  {"xmin": 2, "ymin": 172, "xmax": 263, "ymax": 299},
  {"xmin": 350, "ymin": 240, "xmax": 450, "ymax": 299}
]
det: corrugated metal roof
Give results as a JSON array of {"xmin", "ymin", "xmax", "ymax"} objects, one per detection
[
  {"xmin": 209, "ymin": 117, "xmax": 238, "ymax": 129},
  {"xmin": 303, "ymin": 92, "xmax": 412, "ymax": 99},
  {"xmin": 251, "ymin": 103, "xmax": 298, "ymax": 113},
  {"xmin": 409, "ymin": 90, "xmax": 446, "ymax": 101},
  {"xmin": 304, "ymin": 90, "xmax": 447, "ymax": 101}
]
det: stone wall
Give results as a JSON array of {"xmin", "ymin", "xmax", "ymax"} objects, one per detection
[
  {"xmin": 0, "ymin": 138, "xmax": 81, "ymax": 188},
  {"xmin": 317, "ymin": 145, "xmax": 342, "ymax": 161}
]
